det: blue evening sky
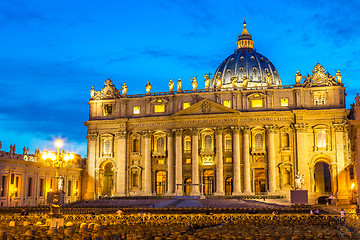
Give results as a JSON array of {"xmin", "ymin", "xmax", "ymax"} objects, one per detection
[{"xmin": 1, "ymin": 0, "xmax": 359, "ymax": 157}]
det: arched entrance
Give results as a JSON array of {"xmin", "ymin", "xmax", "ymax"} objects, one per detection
[
  {"xmin": 184, "ymin": 178, "xmax": 192, "ymax": 196},
  {"xmin": 203, "ymin": 170, "xmax": 214, "ymax": 195},
  {"xmin": 102, "ymin": 162, "xmax": 114, "ymax": 196},
  {"xmin": 156, "ymin": 171, "xmax": 166, "ymax": 195},
  {"xmin": 254, "ymin": 168, "xmax": 266, "ymax": 194},
  {"xmin": 225, "ymin": 177, "xmax": 233, "ymax": 195},
  {"xmin": 314, "ymin": 162, "xmax": 332, "ymax": 194}
]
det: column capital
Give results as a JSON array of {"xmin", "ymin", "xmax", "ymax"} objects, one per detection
[
  {"xmin": 333, "ymin": 123, "xmax": 346, "ymax": 132},
  {"xmin": 241, "ymin": 126, "xmax": 251, "ymax": 134},
  {"xmin": 214, "ymin": 127, "xmax": 224, "ymax": 135},
  {"xmin": 142, "ymin": 130, "xmax": 152, "ymax": 138},
  {"xmin": 265, "ymin": 125, "xmax": 278, "ymax": 133},
  {"xmin": 87, "ymin": 132, "xmax": 98, "ymax": 141},
  {"xmin": 292, "ymin": 123, "xmax": 308, "ymax": 132},
  {"xmin": 173, "ymin": 129, "xmax": 183, "ymax": 136},
  {"xmin": 231, "ymin": 126, "xmax": 241, "ymax": 134},
  {"xmin": 165, "ymin": 130, "xmax": 174, "ymax": 137},
  {"xmin": 115, "ymin": 131, "xmax": 127, "ymax": 139},
  {"xmin": 190, "ymin": 128, "xmax": 200, "ymax": 136}
]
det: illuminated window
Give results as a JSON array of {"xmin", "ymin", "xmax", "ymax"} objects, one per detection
[
  {"xmin": 27, "ymin": 177, "xmax": 32, "ymax": 197},
  {"xmin": 103, "ymin": 104, "xmax": 113, "ymax": 116},
  {"xmin": 155, "ymin": 104, "xmax": 165, "ymax": 113},
  {"xmin": 223, "ymin": 100, "xmax": 231, "ymax": 108},
  {"xmin": 133, "ymin": 106, "xmax": 140, "ymax": 115},
  {"xmin": 314, "ymin": 91, "xmax": 326, "ymax": 105},
  {"xmin": 252, "ymin": 99, "xmax": 263, "ymax": 108},
  {"xmin": 281, "ymin": 98, "xmax": 288, "ymax": 107},
  {"xmin": 157, "ymin": 159, "xmax": 165, "ymax": 165},
  {"xmin": 132, "ymin": 172, "xmax": 139, "ymax": 187},
  {"xmin": 224, "ymin": 135, "xmax": 232, "ymax": 150},
  {"xmin": 157, "ymin": 137, "xmax": 165, "ymax": 152},
  {"xmin": 104, "ymin": 139, "xmax": 111, "ymax": 154},
  {"xmin": 185, "ymin": 158, "xmax": 192, "ymax": 164},
  {"xmin": 184, "ymin": 136, "xmax": 191, "ymax": 151},
  {"xmin": 254, "ymin": 133, "xmax": 263, "ymax": 149},
  {"xmin": 39, "ymin": 178, "xmax": 44, "ymax": 197},
  {"xmin": 1, "ymin": 175, "xmax": 5, "ymax": 197},
  {"xmin": 225, "ymin": 157, "xmax": 232, "ymax": 163},
  {"xmin": 204, "ymin": 135, "xmax": 212, "ymax": 150},
  {"xmin": 317, "ymin": 130, "xmax": 327, "ymax": 148},
  {"xmin": 183, "ymin": 102, "xmax": 190, "ymax": 109}
]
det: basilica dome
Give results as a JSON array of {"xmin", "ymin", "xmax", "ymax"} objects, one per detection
[{"xmin": 211, "ymin": 22, "xmax": 281, "ymax": 88}]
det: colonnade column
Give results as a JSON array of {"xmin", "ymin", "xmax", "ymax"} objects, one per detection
[
  {"xmin": 266, "ymin": 125, "xmax": 277, "ymax": 193},
  {"xmin": 143, "ymin": 131, "xmax": 152, "ymax": 195},
  {"xmin": 115, "ymin": 131, "xmax": 127, "ymax": 196},
  {"xmin": 334, "ymin": 123, "xmax": 348, "ymax": 203},
  {"xmin": 166, "ymin": 131, "xmax": 175, "ymax": 195},
  {"xmin": 232, "ymin": 126, "xmax": 242, "ymax": 195},
  {"xmin": 85, "ymin": 131, "xmax": 97, "ymax": 199},
  {"xmin": 242, "ymin": 127, "xmax": 251, "ymax": 193},
  {"xmin": 293, "ymin": 123, "xmax": 308, "ymax": 189},
  {"xmin": 174, "ymin": 129, "xmax": 183, "ymax": 195},
  {"xmin": 215, "ymin": 128, "xmax": 224, "ymax": 195},
  {"xmin": 191, "ymin": 128, "xmax": 200, "ymax": 195}
]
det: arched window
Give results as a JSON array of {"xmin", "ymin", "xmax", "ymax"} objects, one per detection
[
  {"xmin": 157, "ymin": 137, "xmax": 165, "ymax": 152},
  {"xmin": 254, "ymin": 133, "xmax": 263, "ymax": 149},
  {"xmin": 104, "ymin": 139, "xmax": 111, "ymax": 154},
  {"xmin": 184, "ymin": 136, "xmax": 191, "ymax": 151},
  {"xmin": 317, "ymin": 130, "xmax": 327, "ymax": 148},
  {"xmin": 224, "ymin": 134, "xmax": 232, "ymax": 150},
  {"xmin": 133, "ymin": 138, "xmax": 140, "ymax": 153},
  {"xmin": 204, "ymin": 135, "xmax": 212, "ymax": 150},
  {"xmin": 281, "ymin": 133, "xmax": 289, "ymax": 148}
]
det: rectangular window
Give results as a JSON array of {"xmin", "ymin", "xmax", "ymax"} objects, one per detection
[
  {"xmin": 133, "ymin": 106, "xmax": 140, "ymax": 115},
  {"xmin": 183, "ymin": 102, "xmax": 191, "ymax": 109},
  {"xmin": 157, "ymin": 159, "xmax": 165, "ymax": 165},
  {"xmin": 39, "ymin": 178, "xmax": 44, "ymax": 197},
  {"xmin": 15, "ymin": 176, "xmax": 19, "ymax": 197},
  {"xmin": 223, "ymin": 100, "xmax": 231, "ymax": 108},
  {"xmin": 1, "ymin": 176, "xmax": 6, "ymax": 197},
  {"xmin": 68, "ymin": 180, "xmax": 72, "ymax": 196},
  {"xmin": 28, "ymin": 178, "xmax": 32, "ymax": 197},
  {"xmin": 103, "ymin": 104, "xmax": 113, "ymax": 116},
  {"xmin": 154, "ymin": 104, "xmax": 165, "ymax": 113},
  {"xmin": 50, "ymin": 179, "xmax": 53, "ymax": 191},
  {"xmin": 185, "ymin": 158, "xmax": 192, "ymax": 164},
  {"xmin": 252, "ymin": 99, "xmax": 263, "ymax": 108},
  {"xmin": 10, "ymin": 174, "xmax": 14, "ymax": 184},
  {"xmin": 350, "ymin": 167, "xmax": 354, "ymax": 180},
  {"xmin": 225, "ymin": 158, "xmax": 233, "ymax": 163},
  {"xmin": 281, "ymin": 98, "xmax": 288, "ymax": 107}
]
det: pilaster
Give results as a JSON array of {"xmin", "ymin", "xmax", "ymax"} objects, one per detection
[
  {"xmin": 115, "ymin": 131, "xmax": 127, "ymax": 196},
  {"xmin": 231, "ymin": 126, "xmax": 242, "ymax": 195},
  {"xmin": 214, "ymin": 128, "xmax": 224, "ymax": 195}
]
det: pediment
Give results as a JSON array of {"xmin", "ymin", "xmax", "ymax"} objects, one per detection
[{"xmin": 172, "ymin": 99, "xmax": 240, "ymax": 117}]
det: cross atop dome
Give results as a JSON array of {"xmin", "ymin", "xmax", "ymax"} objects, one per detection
[{"xmin": 237, "ymin": 19, "xmax": 254, "ymax": 50}]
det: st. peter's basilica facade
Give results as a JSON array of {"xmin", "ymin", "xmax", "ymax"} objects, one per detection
[{"xmin": 85, "ymin": 22, "xmax": 353, "ymax": 204}]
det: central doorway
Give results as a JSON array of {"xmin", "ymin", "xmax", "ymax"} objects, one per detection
[
  {"xmin": 102, "ymin": 162, "xmax": 114, "ymax": 196},
  {"xmin": 203, "ymin": 170, "xmax": 214, "ymax": 195},
  {"xmin": 156, "ymin": 171, "xmax": 166, "ymax": 195},
  {"xmin": 314, "ymin": 162, "xmax": 331, "ymax": 193},
  {"xmin": 254, "ymin": 168, "xmax": 266, "ymax": 194}
]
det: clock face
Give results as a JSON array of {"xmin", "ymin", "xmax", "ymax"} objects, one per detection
[{"xmin": 106, "ymin": 90, "xmax": 111, "ymax": 95}]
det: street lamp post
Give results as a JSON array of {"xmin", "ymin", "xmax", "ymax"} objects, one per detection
[{"xmin": 42, "ymin": 139, "xmax": 74, "ymax": 218}]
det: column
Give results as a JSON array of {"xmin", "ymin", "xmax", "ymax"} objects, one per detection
[
  {"xmin": 242, "ymin": 127, "xmax": 251, "ymax": 193},
  {"xmin": 214, "ymin": 128, "xmax": 224, "ymax": 195},
  {"xmin": 232, "ymin": 126, "xmax": 242, "ymax": 195},
  {"xmin": 334, "ymin": 123, "xmax": 348, "ymax": 203},
  {"xmin": 115, "ymin": 131, "xmax": 127, "ymax": 196},
  {"xmin": 166, "ymin": 131, "xmax": 175, "ymax": 195},
  {"xmin": 266, "ymin": 125, "xmax": 277, "ymax": 193},
  {"xmin": 191, "ymin": 128, "xmax": 200, "ymax": 195},
  {"xmin": 174, "ymin": 129, "xmax": 183, "ymax": 195},
  {"xmin": 85, "ymin": 132, "xmax": 97, "ymax": 199},
  {"xmin": 293, "ymin": 123, "xmax": 308, "ymax": 190},
  {"xmin": 143, "ymin": 131, "xmax": 152, "ymax": 195}
]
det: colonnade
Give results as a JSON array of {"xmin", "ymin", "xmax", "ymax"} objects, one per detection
[{"xmin": 87, "ymin": 125, "xmax": 281, "ymax": 197}]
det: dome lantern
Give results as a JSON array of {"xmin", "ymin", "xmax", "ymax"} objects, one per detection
[{"xmin": 236, "ymin": 20, "xmax": 254, "ymax": 50}]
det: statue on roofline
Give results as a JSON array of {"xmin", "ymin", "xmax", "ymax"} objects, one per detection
[
  {"xmin": 121, "ymin": 83, "xmax": 127, "ymax": 96},
  {"xmin": 295, "ymin": 70, "xmax": 302, "ymax": 85},
  {"xmin": 231, "ymin": 75, "xmax": 238, "ymax": 88},
  {"xmin": 204, "ymin": 74, "xmax": 211, "ymax": 90},
  {"xmin": 168, "ymin": 79, "xmax": 174, "ymax": 92},
  {"xmin": 336, "ymin": 70, "xmax": 342, "ymax": 83},
  {"xmin": 266, "ymin": 72, "xmax": 272, "ymax": 86},
  {"xmin": 191, "ymin": 77, "xmax": 197, "ymax": 91},
  {"xmin": 177, "ymin": 78, "xmax": 182, "ymax": 92},
  {"xmin": 242, "ymin": 74, "xmax": 249, "ymax": 88},
  {"xmin": 145, "ymin": 81, "xmax": 151, "ymax": 94}
]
